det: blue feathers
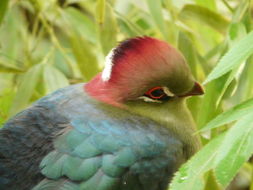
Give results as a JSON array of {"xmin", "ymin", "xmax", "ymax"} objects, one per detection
[
  {"xmin": 1, "ymin": 84, "xmax": 185, "ymax": 190},
  {"xmin": 37, "ymin": 111, "xmax": 183, "ymax": 190}
]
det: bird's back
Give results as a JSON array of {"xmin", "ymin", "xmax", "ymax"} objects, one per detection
[{"xmin": 0, "ymin": 84, "xmax": 186, "ymax": 190}]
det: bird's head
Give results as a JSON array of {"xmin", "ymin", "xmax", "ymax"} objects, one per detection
[
  {"xmin": 85, "ymin": 36, "xmax": 203, "ymax": 107},
  {"xmin": 85, "ymin": 37, "xmax": 204, "ymax": 155}
]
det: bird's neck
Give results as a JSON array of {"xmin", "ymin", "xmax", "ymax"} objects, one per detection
[
  {"xmin": 125, "ymin": 99, "xmax": 202, "ymax": 157},
  {"xmin": 84, "ymin": 74, "xmax": 124, "ymax": 107}
]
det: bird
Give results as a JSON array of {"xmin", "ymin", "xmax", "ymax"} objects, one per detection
[{"xmin": 0, "ymin": 36, "xmax": 204, "ymax": 190}]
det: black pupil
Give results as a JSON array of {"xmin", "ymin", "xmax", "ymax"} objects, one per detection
[
  {"xmin": 145, "ymin": 88, "xmax": 171, "ymax": 101},
  {"xmin": 151, "ymin": 89, "xmax": 164, "ymax": 97}
]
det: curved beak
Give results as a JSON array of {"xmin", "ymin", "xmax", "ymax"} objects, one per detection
[{"xmin": 180, "ymin": 82, "xmax": 204, "ymax": 97}]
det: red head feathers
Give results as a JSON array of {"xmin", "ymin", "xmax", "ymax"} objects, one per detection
[{"xmin": 85, "ymin": 36, "xmax": 203, "ymax": 106}]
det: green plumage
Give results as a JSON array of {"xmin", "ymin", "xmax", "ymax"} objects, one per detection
[
  {"xmin": 33, "ymin": 179, "xmax": 80, "ymax": 190},
  {"xmin": 27, "ymin": 84, "xmax": 198, "ymax": 190},
  {"xmin": 0, "ymin": 37, "xmax": 202, "ymax": 190}
]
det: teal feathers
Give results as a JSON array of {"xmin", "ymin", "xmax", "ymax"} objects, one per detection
[{"xmin": 0, "ymin": 37, "xmax": 202, "ymax": 190}]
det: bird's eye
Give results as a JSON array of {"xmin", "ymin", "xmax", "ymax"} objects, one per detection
[{"xmin": 144, "ymin": 87, "xmax": 171, "ymax": 101}]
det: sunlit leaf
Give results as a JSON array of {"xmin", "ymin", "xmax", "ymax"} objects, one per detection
[
  {"xmin": 146, "ymin": 0, "xmax": 166, "ymax": 38},
  {"xmin": 196, "ymin": 76, "xmax": 227, "ymax": 128},
  {"xmin": 96, "ymin": 2, "xmax": 117, "ymax": 55},
  {"xmin": 179, "ymin": 4, "xmax": 229, "ymax": 34},
  {"xmin": 0, "ymin": 89, "xmax": 14, "ymax": 126},
  {"xmin": 244, "ymin": 56, "xmax": 253, "ymax": 98},
  {"xmin": 232, "ymin": 0, "xmax": 249, "ymax": 22},
  {"xmin": 215, "ymin": 113, "xmax": 253, "ymax": 187},
  {"xmin": 178, "ymin": 31, "xmax": 198, "ymax": 77},
  {"xmin": 9, "ymin": 64, "xmax": 43, "ymax": 115},
  {"xmin": 170, "ymin": 134, "xmax": 224, "ymax": 190},
  {"xmin": 204, "ymin": 31, "xmax": 253, "ymax": 84},
  {"xmin": 215, "ymin": 22, "xmax": 247, "ymax": 105},
  {"xmin": 43, "ymin": 65, "xmax": 69, "ymax": 94},
  {"xmin": 228, "ymin": 22, "xmax": 247, "ymax": 43},
  {"xmin": 200, "ymin": 97, "xmax": 253, "ymax": 130},
  {"xmin": 0, "ymin": 6, "xmax": 26, "ymax": 62},
  {"xmin": 62, "ymin": 7, "xmax": 97, "ymax": 43},
  {"xmin": 195, "ymin": 0, "xmax": 216, "ymax": 11},
  {"xmin": 70, "ymin": 36, "xmax": 100, "ymax": 81},
  {"xmin": 115, "ymin": 11, "xmax": 143, "ymax": 37},
  {"xmin": 96, "ymin": 0, "xmax": 105, "ymax": 24}
]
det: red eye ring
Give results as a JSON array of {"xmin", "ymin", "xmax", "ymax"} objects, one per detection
[{"xmin": 145, "ymin": 87, "xmax": 166, "ymax": 99}]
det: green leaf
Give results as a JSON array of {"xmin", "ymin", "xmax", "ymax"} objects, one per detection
[
  {"xmin": 0, "ymin": 0, "xmax": 9, "ymax": 25},
  {"xmin": 9, "ymin": 64, "xmax": 43, "ymax": 115},
  {"xmin": 244, "ymin": 56, "xmax": 253, "ymax": 98},
  {"xmin": 214, "ymin": 68, "xmax": 238, "ymax": 107},
  {"xmin": 179, "ymin": 4, "xmax": 229, "ymax": 34},
  {"xmin": 196, "ymin": 76, "xmax": 227, "ymax": 128},
  {"xmin": 62, "ymin": 7, "xmax": 97, "ymax": 43},
  {"xmin": 0, "ymin": 6, "xmax": 26, "ymax": 64},
  {"xmin": 178, "ymin": 31, "xmax": 198, "ymax": 77},
  {"xmin": 115, "ymin": 11, "xmax": 143, "ymax": 37},
  {"xmin": 146, "ymin": 0, "xmax": 166, "ymax": 38},
  {"xmin": 170, "ymin": 134, "xmax": 224, "ymax": 190},
  {"xmin": 228, "ymin": 22, "xmax": 247, "ymax": 43},
  {"xmin": 43, "ymin": 65, "xmax": 69, "ymax": 94},
  {"xmin": 70, "ymin": 36, "xmax": 100, "ymax": 81},
  {"xmin": 96, "ymin": 0, "xmax": 105, "ymax": 24},
  {"xmin": 231, "ymin": 0, "xmax": 249, "ymax": 22},
  {"xmin": 200, "ymin": 98, "xmax": 253, "ymax": 131},
  {"xmin": 0, "ymin": 89, "xmax": 15, "ymax": 126},
  {"xmin": 212, "ymin": 23, "xmax": 247, "ymax": 105},
  {"xmin": 96, "ymin": 2, "xmax": 117, "ymax": 55},
  {"xmin": 204, "ymin": 31, "xmax": 253, "ymax": 84},
  {"xmin": 0, "ymin": 62, "xmax": 24, "ymax": 73},
  {"xmin": 195, "ymin": 0, "xmax": 216, "ymax": 11},
  {"xmin": 214, "ymin": 113, "xmax": 253, "ymax": 187}
]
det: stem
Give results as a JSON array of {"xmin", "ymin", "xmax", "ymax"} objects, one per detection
[
  {"xmin": 222, "ymin": 0, "xmax": 234, "ymax": 12},
  {"xmin": 38, "ymin": 11, "xmax": 74, "ymax": 75},
  {"xmin": 250, "ymin": 161, "xmax": 253, "ymax": 190}
]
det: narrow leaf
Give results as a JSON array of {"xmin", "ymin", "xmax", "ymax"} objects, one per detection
[
  {"xmin": 0, "ymin": 89, "xmax": 15, "ymax": 125},
  {"xmin": 9, "ymin": 64, "xmax": 43, "ymax": 115},
  {"xmin": 96, "ymin": 0, "xmax": 105, "ymax": 24},
  {"xmin": 195, "ymin": 0, "xmax": 216, "ymax": 11},
  {"xmin": 146, "ymin": 0, "xmax": 166, "ymax": 38},
  {"xmin": 179, "ymin": 4, "xmax": 229, "ymax": 34},
  {"xmin": 200, "ymin": 98, "xmax": 253, "ymax": 131},
  {"xmin": 232, "ymin": 0, "xmax": 249, "ymax": 22},
  {"xmin": 170, "ymin": 134, "xmax": 224, "ymax": 190},
  {"xmin": 96, "ymin": 3, "xmax": 117, "ymax": 55},
  {"xmin": 0, "ymin": 0, "xmax": 9, "ymax": 25},
  {"xmin": 196, "ymin": 77, "xmax": 226, "ymax": 128},
  {"xmin": 70, "ymin": 36, "xmax": 100, "ymax": 81},
  {"xmin": 115, "ymin": 11, "xmax": 143, "ymax": 37},
  {"xmin": 0, "ymin": 62, "xmax": 24, "ymax": 73},
  {"xmin": 62, "ymin": 7, "xmax": 97, "ymax": 43},
  {"xmin": 204, "ymin": 31, "xmax": 253, "ymax": 84},
  {"xmin": 178, "ymin": 31, "xmax": 198, "ymax": 77},
  {"xmin": 43, "ymin": 65, "xmax": 69, "ymax": 94},
  {"xmin": 215, "ymin": 113, "xmax": 253, "ymax": 187}
]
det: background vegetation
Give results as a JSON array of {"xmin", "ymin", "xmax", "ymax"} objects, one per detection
[{"xmin": 0, "ymin": 0, "xmax": 253, "ymax": 189}]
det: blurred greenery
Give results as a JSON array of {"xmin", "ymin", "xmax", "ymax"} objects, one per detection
[{"xmin": 0, "ymin": 0, "xmax": 253, "ymax": 189}]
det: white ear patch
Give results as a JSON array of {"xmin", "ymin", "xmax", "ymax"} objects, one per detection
[{"xmin": 102, "ymin": 48, "xmax": 115, "ymax": 81}]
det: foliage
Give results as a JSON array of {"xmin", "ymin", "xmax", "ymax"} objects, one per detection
[{"xmin": 0, "ymin": 0, "xmax": 253, "ymax": 189}]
